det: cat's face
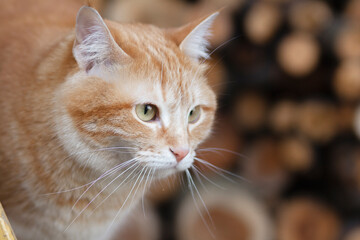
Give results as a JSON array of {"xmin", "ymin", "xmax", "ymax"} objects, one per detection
[{"xmin": 56, "ymin": 7, "xmax": 217, "ymax": 178}]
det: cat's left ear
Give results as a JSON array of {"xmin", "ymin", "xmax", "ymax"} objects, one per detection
[
  {"xmin": 167, "ymin": 12, "xmax": 219, "ymax": 61},
  {"xmin": 73, "ymin": 6, "xmax": 131, "ymax": 74}
]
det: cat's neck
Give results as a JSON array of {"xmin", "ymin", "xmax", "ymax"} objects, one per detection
[{"xmin": 37, "ymin": 31, "xmax": 79, "ymax": 86}]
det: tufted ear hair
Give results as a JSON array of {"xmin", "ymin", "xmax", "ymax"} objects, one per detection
[
  {"xmin": 73, "ymin": 6, "xmax": 131, "ymax": 75},
  {"xmin": 167, "ymin": 12, "xmax": 219, "ymax": 61}
]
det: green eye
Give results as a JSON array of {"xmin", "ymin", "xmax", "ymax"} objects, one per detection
[
  {"xmin": 188, "ymin": 106, "xmax": 201, "ymax": 123},
  {"xmin": 135, "ymin": 104, "xmax": 157, "ymax": 122}
]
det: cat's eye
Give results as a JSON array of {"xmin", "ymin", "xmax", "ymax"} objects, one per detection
[
  {"xmin": 188, "ymin": 106, "xmax": 201, "ymax": 123},
  {"xmin": 135, "ymin": 104, "xmax": 158, "ymax": 122}
]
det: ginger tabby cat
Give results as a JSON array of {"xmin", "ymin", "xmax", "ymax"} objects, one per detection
[{"xmin": 0, "ymin": 1, "xmax": 217, "ymax": 239}]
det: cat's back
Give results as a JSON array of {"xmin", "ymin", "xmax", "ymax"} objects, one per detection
[
  {"xmin": 0, "ymin": 0, "xmax": 82, "ymax": 37},
  {"xmin": 0, "ymin": 0, "xmax": 83, "ymax": 124},
  {"xmin": 0, "ymin": 0, "xmax": 82, "ymax": 84},
  {"xmin": 0, "ymin": 0, "xmax": 82, "ymax": 197}
]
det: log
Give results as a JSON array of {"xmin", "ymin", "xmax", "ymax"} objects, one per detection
[
  {"xmin": 244, "ymin": 1, "xmax": 282, "ymax": 45},
  {"xmin": 277, "ymin": 32, "xmax": 320, "ymax": 77},
  {"xmin": 278, "ymin": 136, "xmax": 314, "ymax": 172},
  {"xmin": 334, "ymin": 25, "xmax": 360, "ymax": 60},
  {"xmin": 344, "ymin": 0, "xmax": 360, "ymax": 23},
  {"xmin": 330, "ymin": 143, "xmax": 360, "ymax": 193},
  {"xmin": 269, "ymin": 101, "xmax": 298, "ymax": 133},
  {"xmin": 240, "ymin": 137, "xmax": 288, "ymax": 200},
  {"xmin": 289, "ymin": 0, "xmax": 333, "ymax": 33},
  {"xmin": 176, "ymin": 183, "xmax": 273, "ymax": 240},
  {"xmin": 296, "ymin": 101, "xmax": 338, "ymax": 143},
  {"xmin": 334, "ymin": 59, "xmax": 360, "ymax": 101},
  {"xmin": 234, "ymin": 92, "xmax": 268, "ymax": 131},
  {"xmin": 337, "ymin": 104, "xmax": 355, "ymax": 133},
  {"xmin": 277, "ymin": 198, "xmax": 341, "ymax": 240},
  {"xmin": 114, "ymin": 203, "xmax": 160, "ymax": 240},
  {"xmin": 344, "ymin": 227, "xmax": 360, "ymax": 240}
]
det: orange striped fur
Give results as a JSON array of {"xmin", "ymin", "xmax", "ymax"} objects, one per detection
[{"xmin": 0, "ymin": 1, "xmax": 217, "ymax": 239}]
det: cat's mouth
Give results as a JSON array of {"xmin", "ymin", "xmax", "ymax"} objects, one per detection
[
  {"xmin": 139, "ymin": 157, "xmax": 194, "ymax": 178},
  {"xmin": 144, "ymin": 161, "xmax": 191, "ymax": 170}
]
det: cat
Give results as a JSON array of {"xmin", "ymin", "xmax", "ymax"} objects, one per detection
[{"xmin": 0, "ymin": 0, "xmax": 217, "ymax": 239}]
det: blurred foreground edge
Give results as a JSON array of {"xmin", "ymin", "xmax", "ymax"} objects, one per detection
[{"xmin": 0, "ymin": 203, "xmax": 17, "ymax": 240}]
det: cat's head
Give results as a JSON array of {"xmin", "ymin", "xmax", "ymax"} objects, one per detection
[{"xmin": 56, "ymin": 6, "xmax": 217, "ymax": 178}]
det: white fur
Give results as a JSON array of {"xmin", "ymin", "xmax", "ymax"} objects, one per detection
[
  {"xmin": 74, "ymin": 25, "xmax": 112, "ymax": 68},
  {"xmin": 73, "ymin": 7, "xmax": 129, "ymax": 75},
  {"xmin": 180, "ymin": 13, "xmax": 219, "ymax": 60}
]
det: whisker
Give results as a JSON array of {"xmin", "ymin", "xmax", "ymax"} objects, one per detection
[
  {"xmin": 165, "ymin": 175, "xmax": 173, "ymax": 189},
  {"xmin": 191, "ymin": 36, "xmax": 240, "ymax": 86},
  {"xmin": 185, "ymin": 169, "xmax": 215, "ymax": 238},
  {"xmin": 105, "ymin": 166, "xmax": 147, "ymax": 234},
  {"xmin": 206, "ymin": 36, "xmax": 240, "ymax": 61},
  {"xmin": 64, "ymin": 162, "xmax": 140, "ymax": 232},
  {"xmin": 64, "ymin": 146, "xmax": 137, "ymax": 160},
  {"xmin": 191, "ymin": 166, "xmax": 208, "ymax": 192},
  {"xmin": 187, "ymin": 170, "xmax": 214, "ymax": 228},
  {"xmin": 129, "ymin": 167, "xmax": 149, "ymax": 209},
  {"xmin": 87, "ymin": 163, "xmax": 143, "ymax": 216},
  {"xmin": 43, "ymin": 159, "xmax": 136, "ymax": 196},
  {"xmin": 142, "ymin": 168, "xmax": 154, "ymax": 216},
  {"xmin": 194, "ymin": 157, "xmax": 251, "ymax": 184},
  {"xmin": 195, "ymin": 158, "xmax": 235, "ymax": 183},
  {"xmin": 70, "ymin": 159, "xmax": 138, "ymax": 210},
  {"xmin": 179, "ymin": 172, "xmax": 187, "ymax": 191},
  {"xmin": 192, "ymin": 165, "xmax": 225, "ymax": 190},
  {"xmin": 203, "ymin": 55, "xmax": 225, "ymax": 79},
  {"xmin": 197, "ymin": 147, "xmax": 250, "ymax": 161}
]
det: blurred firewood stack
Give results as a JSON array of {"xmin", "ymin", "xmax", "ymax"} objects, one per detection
[{"xmin": 102, "ymin": 0, "xmax": 360, "ymax": 239}]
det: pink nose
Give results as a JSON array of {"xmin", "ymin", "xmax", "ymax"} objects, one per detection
[{"xmin": 170, "ymin": 147, "xmax": 190, "ymax": 163}]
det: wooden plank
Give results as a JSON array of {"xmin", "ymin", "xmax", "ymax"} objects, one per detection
[{"xmin": 0, "ymin": 203, "xmax": 16, "ymax": 240}]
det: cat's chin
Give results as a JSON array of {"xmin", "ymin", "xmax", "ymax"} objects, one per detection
[
  {"xmin": 154, "ymin": 165, "xmax": 191, "ymax": 179},
  {"xmin": 156, "ymin": 169, "xmax": 178, "ymax": 179}
]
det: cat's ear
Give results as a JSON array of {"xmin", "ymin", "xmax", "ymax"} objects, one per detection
[
  {"xmin": 168, "ymin": 12, "xmax": 219, "ymax": 61},
  {"xmin": 73, "ymin": 6, "xmax": 130, "ymax": 74}
]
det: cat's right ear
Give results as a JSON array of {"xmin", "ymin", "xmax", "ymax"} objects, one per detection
[
  {"xmin": 166, "ymin": 12, "xmax": 219, "ymax": 61},
  {"xmin": 73, "ymin": 6, "xmax": 131, "ymax": 75}
]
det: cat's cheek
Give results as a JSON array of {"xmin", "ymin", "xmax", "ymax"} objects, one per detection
[
  {"xmin": 189, "ymin": 115, "xmax": 215, "ymax": 144},
  {"xmin": 175, "ymin": 156, "xmax": 195, "ymax": 171}
]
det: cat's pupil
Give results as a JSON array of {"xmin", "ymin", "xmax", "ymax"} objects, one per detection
[
  {"xmin": 189, "ymin": 110, "xmax": 193, "ymax": 116},
  {"xmin": 144, "ymin": 105, "xmax": 151, "ymax": 115}
]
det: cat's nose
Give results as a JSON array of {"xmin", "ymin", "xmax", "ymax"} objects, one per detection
[{"xmin": 170, "ymin": 147, "xmax": 189, "ymax": 163}]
